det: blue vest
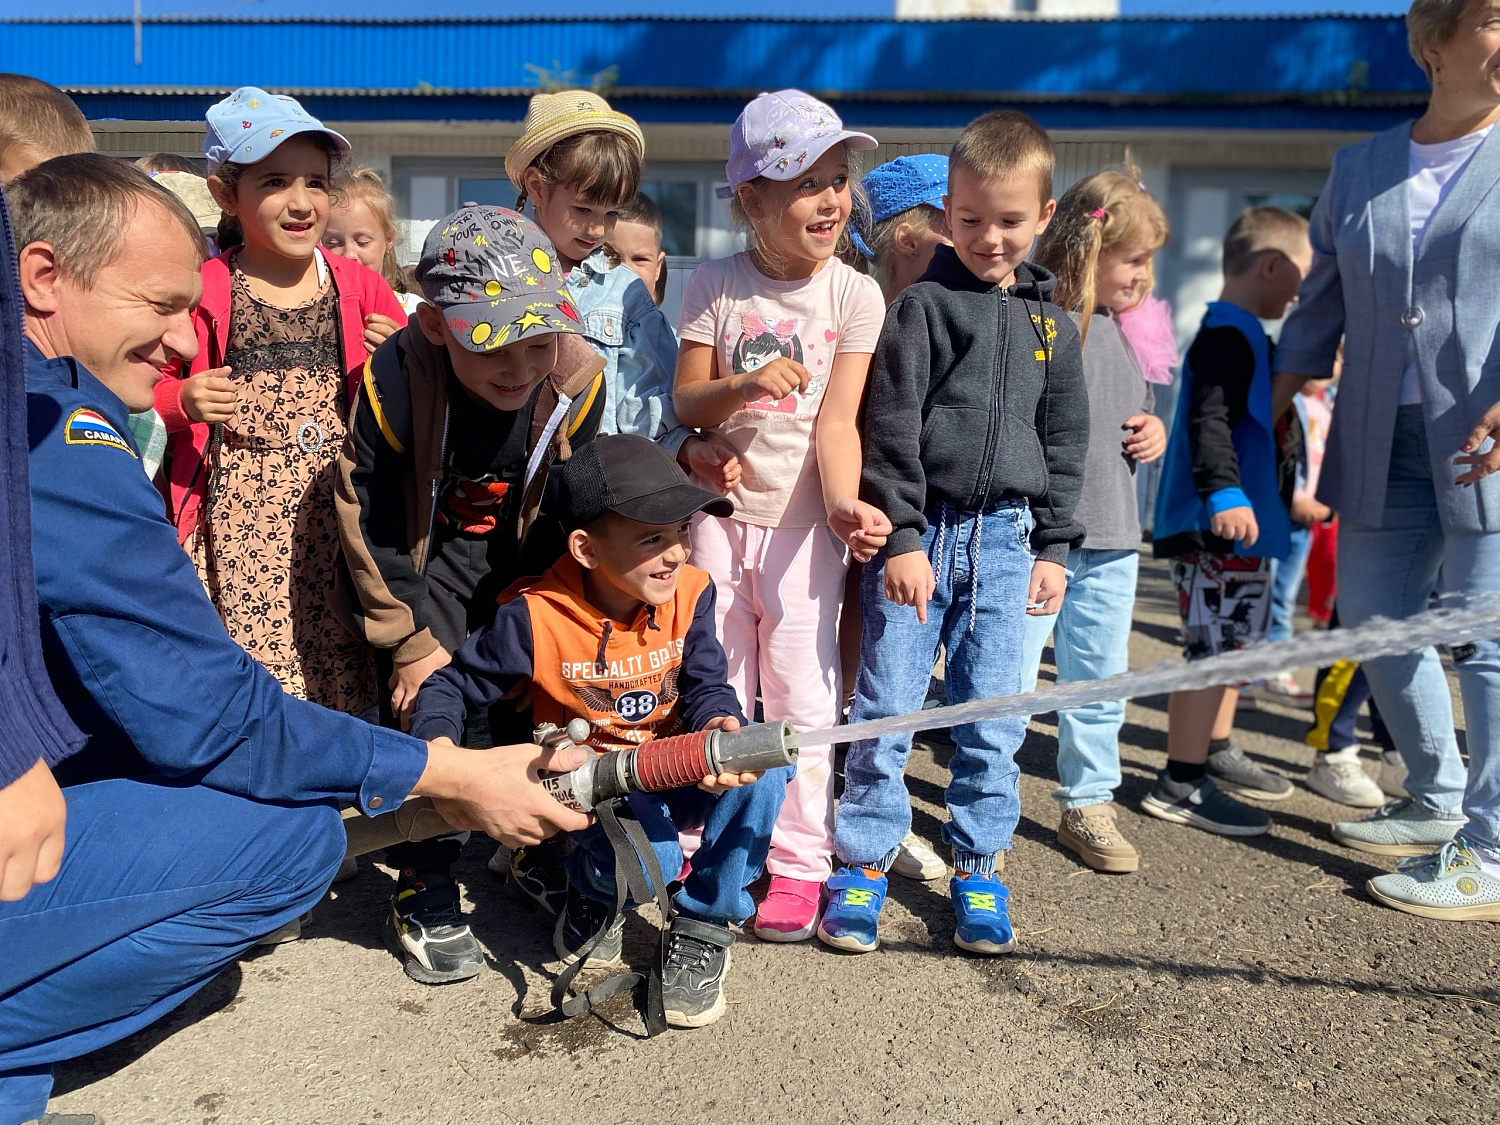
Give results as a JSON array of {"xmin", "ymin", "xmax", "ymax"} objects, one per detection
[{"xmin": 1152, "ymin": 301, "xmax": 1290, "ymax": 561}]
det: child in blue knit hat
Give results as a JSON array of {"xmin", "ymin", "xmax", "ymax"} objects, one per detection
[{"xmin": 854, "ymin": 154, "xmax": 951, "ymax": 303}]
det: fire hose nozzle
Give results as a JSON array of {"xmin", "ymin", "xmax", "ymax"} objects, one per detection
[{"xmin": 539, "ymin": 719, "xmax": 799, "ymax": 812}]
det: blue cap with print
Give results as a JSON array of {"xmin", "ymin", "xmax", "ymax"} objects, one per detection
[
  {"xmin": 853, "ymin": 155, "xmax": 949, "ymax": 260},
  {"xmin": 203, "ymin": 87, "xmax": 350, "ymax": 173}
]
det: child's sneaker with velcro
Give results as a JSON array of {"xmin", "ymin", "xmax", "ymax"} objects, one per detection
[
  {"xmin": 815, "ymin": 866, "xmax": 887, "ymax": 953},
  {"xmin": 950, "ymin": 871, "xmax": 1017, "ymax": 955},
  {"xmin": 661, "ymin": 915, "xmax": 736, "ymax": 1028}
]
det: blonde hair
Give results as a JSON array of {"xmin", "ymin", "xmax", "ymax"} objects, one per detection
[
  {"xmin": 729, "ymin": 141, "xmax": 869, "ymax": 273},
  {"xmin": 338, "ymin": 167, "xmax": 406, "ymax": 294},
  {"xmin": 862, "ymin": 202, "xmax": 946, "ymax": 300},
  {"xmin": 515, "ymin": 130, "xmax": 642, "ymax": 212},
  {"xmin": 1407, "ymin": 0, "xmax": 1489, "ymax": 80},
  {"xmin": 0, "ymin": 74, "xmax": 93, "ymax": 174},
  {"xmin": 950, "ymin": 109, "xmax": 1054, "ymax": 202},
  {"xmin": 1032, "ymin": 164, "xmax": 1169, "ymax": 342},
  {"xmin": 1222, "ymin": 206, "xmax": 1310, "ymax": 277}
]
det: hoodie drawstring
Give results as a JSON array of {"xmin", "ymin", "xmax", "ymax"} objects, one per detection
[
  {"xmin": 645, "ymin": 605, "xmax": 661, "ymax": 632},
  {"xmin": 967, "ymin": 510, "xmax": 984, "ymax": 636},
  {"xmin": 595, "ymin": 620, "xmax": 613, "ymax": 675},
  {"xmin": 930, "ymin": 504, "xmax": 947, "ymax": 574}
]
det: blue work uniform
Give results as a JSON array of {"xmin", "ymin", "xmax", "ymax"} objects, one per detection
[{"xmin": 0, "ymin": 343, "xmax": 429, "ymax": 1125}]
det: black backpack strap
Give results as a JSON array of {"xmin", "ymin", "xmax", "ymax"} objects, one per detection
[
  {"xmin": 361, "ymin": 336, "xmax": 413, "ymax": 454},
  {"xmin": 543, "ymin": 798, "xmax": 670, "ymax": 1037}
]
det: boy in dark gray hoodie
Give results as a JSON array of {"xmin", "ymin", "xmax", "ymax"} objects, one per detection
[{"xmin": 818, "ymin": 111, "xmax": 1090, "ymax": 957}]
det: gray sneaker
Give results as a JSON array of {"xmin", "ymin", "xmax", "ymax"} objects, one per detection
[
  {"xmin": 1378, "ymin": 749, "xmax": 1409, "ymax": 798},
  {"xmin": 1207, "ymin": 745, "xmax": 1294, "ymax": 801},
  {"xmin": 661, "ymin": 915, "xmax": 735, "ymax": 1029},
  {"xmin": 1140, "ymin": 772, "xmax": 1270, "ymax": 837},
  {"xmin": 1332, "ymin": 798, "xmax": 1465, "ymax": 857}
]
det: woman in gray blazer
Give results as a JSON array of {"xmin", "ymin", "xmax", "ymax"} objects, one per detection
[{"xmin": 1276, "ymin": 0, "xmax": 1500, "ymax": 922}]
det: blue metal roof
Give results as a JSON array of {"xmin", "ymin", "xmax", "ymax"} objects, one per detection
[{"xmin": 0, "ymin": 15, "xmax": 1426, "ymax": 130}]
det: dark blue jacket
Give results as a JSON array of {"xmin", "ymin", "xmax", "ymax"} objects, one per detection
[
  {"xmin": 1, "ymin": 196, "xmax": 84, "ymax": 790},
  {"xmin": 26, "ymin": 341, "xmax": 426, "ymax": 812}
]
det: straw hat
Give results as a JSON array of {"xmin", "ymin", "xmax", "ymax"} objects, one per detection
[
  {"xmin": 505, "ymin": 90, "xmax": 645, "ymax": 191},
  {"xmin": 150, "ymin": 170, "xmax": 222, "ymax": 234}
]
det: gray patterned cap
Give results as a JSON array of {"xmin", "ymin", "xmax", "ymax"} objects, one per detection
[{"xmin": 415, "ymin": 205, "xmax": 580, "ymax": 354}]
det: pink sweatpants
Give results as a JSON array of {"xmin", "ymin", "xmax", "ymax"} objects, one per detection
[{"xmin": 689, "ymin": 513, "xmax": 848, "ymax": 883}]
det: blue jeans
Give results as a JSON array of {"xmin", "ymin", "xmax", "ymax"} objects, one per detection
[
  {"xmin": 1267, "ymin": 522, "xmax": 1312, "ymax": 644},
  {"xmin": 568, "ymin": 766, "xmax": 789, "ymax": 925},
  {"xmin": 1339, "ymin": 405, "xmax": 1498, "ymax": 847},
  {"xmin": 1019, "ymin": 547, "xmax": 1138, "ymax": 809},
  {"xmin": 836, "ymin": 503, "xmax": 1033, "ymax": 875},
  {"xmin": 0, "ymin": 779, "xmax": 344, "ymax": 1125}
]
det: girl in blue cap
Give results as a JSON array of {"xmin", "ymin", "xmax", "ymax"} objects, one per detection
[
  {"xmin": 854, "ymin": 154, "xmax": 952, "ymax": 304},
  {"xmin": 154, "ymin": 88, "xmax": 406, "ymax": 715}
]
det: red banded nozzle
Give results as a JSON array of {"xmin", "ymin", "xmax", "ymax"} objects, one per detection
[{"xmin": 539, "ymin": 720, "xmax": 798, "ymax": 812}]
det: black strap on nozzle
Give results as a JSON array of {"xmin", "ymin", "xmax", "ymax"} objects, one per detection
[{"xmin": 544, "ymin": 797, "xmax": 670, "ymax": 1037}]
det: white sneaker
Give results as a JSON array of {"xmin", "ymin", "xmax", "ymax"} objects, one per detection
[
  {"xmin": 1305, "ymin": 751, "xmax": 1386, "ymax": 808},
  {"xmin": 1254, "ymin": 671, "xmax": 1314, "ymax": 709},
  {"xmin": 1378, "ymin": 749, "xmax": 1408, "ymax": 798},
  {"xmin": 1367, "ymin": 838, "xmax": 1500, "ymax": 922},
  {"xmin": 890, "ymin": 831, "xmax": 946, "ymax": 880}
]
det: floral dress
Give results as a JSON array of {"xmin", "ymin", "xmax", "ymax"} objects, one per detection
[{"xmin": 194, "ymin": 264, "xmax": 376, "ymax": 714}]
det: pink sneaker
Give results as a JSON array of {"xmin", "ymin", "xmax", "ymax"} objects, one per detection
[{"xmin": 753, "ymin": 875, "xmax": 823, "ymax": 942}]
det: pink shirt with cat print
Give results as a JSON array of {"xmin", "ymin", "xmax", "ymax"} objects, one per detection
[{"xmin": 677, "ymin": 252, "xmax": 885, "ymax": 527}]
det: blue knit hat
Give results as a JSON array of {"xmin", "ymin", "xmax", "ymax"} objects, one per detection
[{"xmin": 853, "ymin": 154, "xmax": 949, "ymax": 260}]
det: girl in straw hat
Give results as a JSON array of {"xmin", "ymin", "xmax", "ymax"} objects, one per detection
[{"xmin": 506, "ymin": 91, "xmax": 735, "ymax": 491}]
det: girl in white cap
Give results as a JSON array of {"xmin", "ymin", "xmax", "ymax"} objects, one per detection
[{"xmin": 674, "ymin": 90, "xmax": 892, "ymax": 942}]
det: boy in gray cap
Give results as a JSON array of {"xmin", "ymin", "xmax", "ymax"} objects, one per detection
[{"xmin": 336, "ymin": 206, "xmax": 607, "ymax": 984}]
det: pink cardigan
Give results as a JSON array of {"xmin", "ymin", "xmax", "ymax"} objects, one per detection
[{"xmin": 156, "ymin": 248, "xmax": 407, "ymax": 543}]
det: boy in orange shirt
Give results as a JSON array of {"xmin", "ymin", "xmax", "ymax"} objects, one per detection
[{"xmin": 411, "ymin": 433, "xmax": 788, "ymax": 1028}]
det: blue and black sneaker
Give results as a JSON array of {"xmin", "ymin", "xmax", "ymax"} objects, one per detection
[
  {"xmin": 950, "ymin": 871, "xmax": 1017, "ymax": 955},
  {"xmin": 815, "ymin": 866, "xmax": 887, "ymax": 953}
]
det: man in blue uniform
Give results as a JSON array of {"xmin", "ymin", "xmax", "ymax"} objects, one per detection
[{"xmin": 0, "ymin": 156, "xmax": 591, "ymax": 1125}]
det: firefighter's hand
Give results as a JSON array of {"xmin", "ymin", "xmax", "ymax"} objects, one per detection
[{"xmin": 416, "ymin": 738, "xmax": 593, "ymax": 846}]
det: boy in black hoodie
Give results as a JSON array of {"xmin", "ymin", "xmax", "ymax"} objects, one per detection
[{"xmin": 819, "ymin": 111, "xmax": 1089, "ymax": 957}]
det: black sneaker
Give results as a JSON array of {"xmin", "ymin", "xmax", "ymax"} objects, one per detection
[
  {"xmin": 1140, "ymin": 772, "xmax": 1270, "ymax": 837},
  {"xmin": 661, "ymin": 915, "xmax": 735, "ymax": 1029},
  {"xmin": 1206, "ymin": 745, "xmax": 1294, "ymax": 801},
  {"xmin": 383, "ymin": 867, "xmax": 486, "ymax": 984},
  {"xmin": 507, "ymin": 837, "xmax": 571, "ymax": 916},
  {"xmin": 553, "ymin": 882, "xmax": 624, "ymax": 968}
]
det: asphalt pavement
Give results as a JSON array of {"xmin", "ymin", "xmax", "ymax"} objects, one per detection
[{"xmin": 48, "ymin": 556, "xmax": 1500, "ymax": 1125}]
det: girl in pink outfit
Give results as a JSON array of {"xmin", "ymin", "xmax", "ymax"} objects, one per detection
[{"xmin": 673, "ymin": 90, "xmax": 891, "ymax": 941}]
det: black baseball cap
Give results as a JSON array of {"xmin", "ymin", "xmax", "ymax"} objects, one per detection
[{"xmin": 561, "ymin": 434, "xmax": 734, "ymax": 532}]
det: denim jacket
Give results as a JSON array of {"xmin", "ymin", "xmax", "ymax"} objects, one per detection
[{"xmin": 567, "ymin": 250, "xmax": 691, "ymax": 454}]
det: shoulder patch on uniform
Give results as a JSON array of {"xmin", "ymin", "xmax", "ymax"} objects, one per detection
[{"xmin": 64, "ymin": 408, "xmax": 136, "ymax": 456}]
